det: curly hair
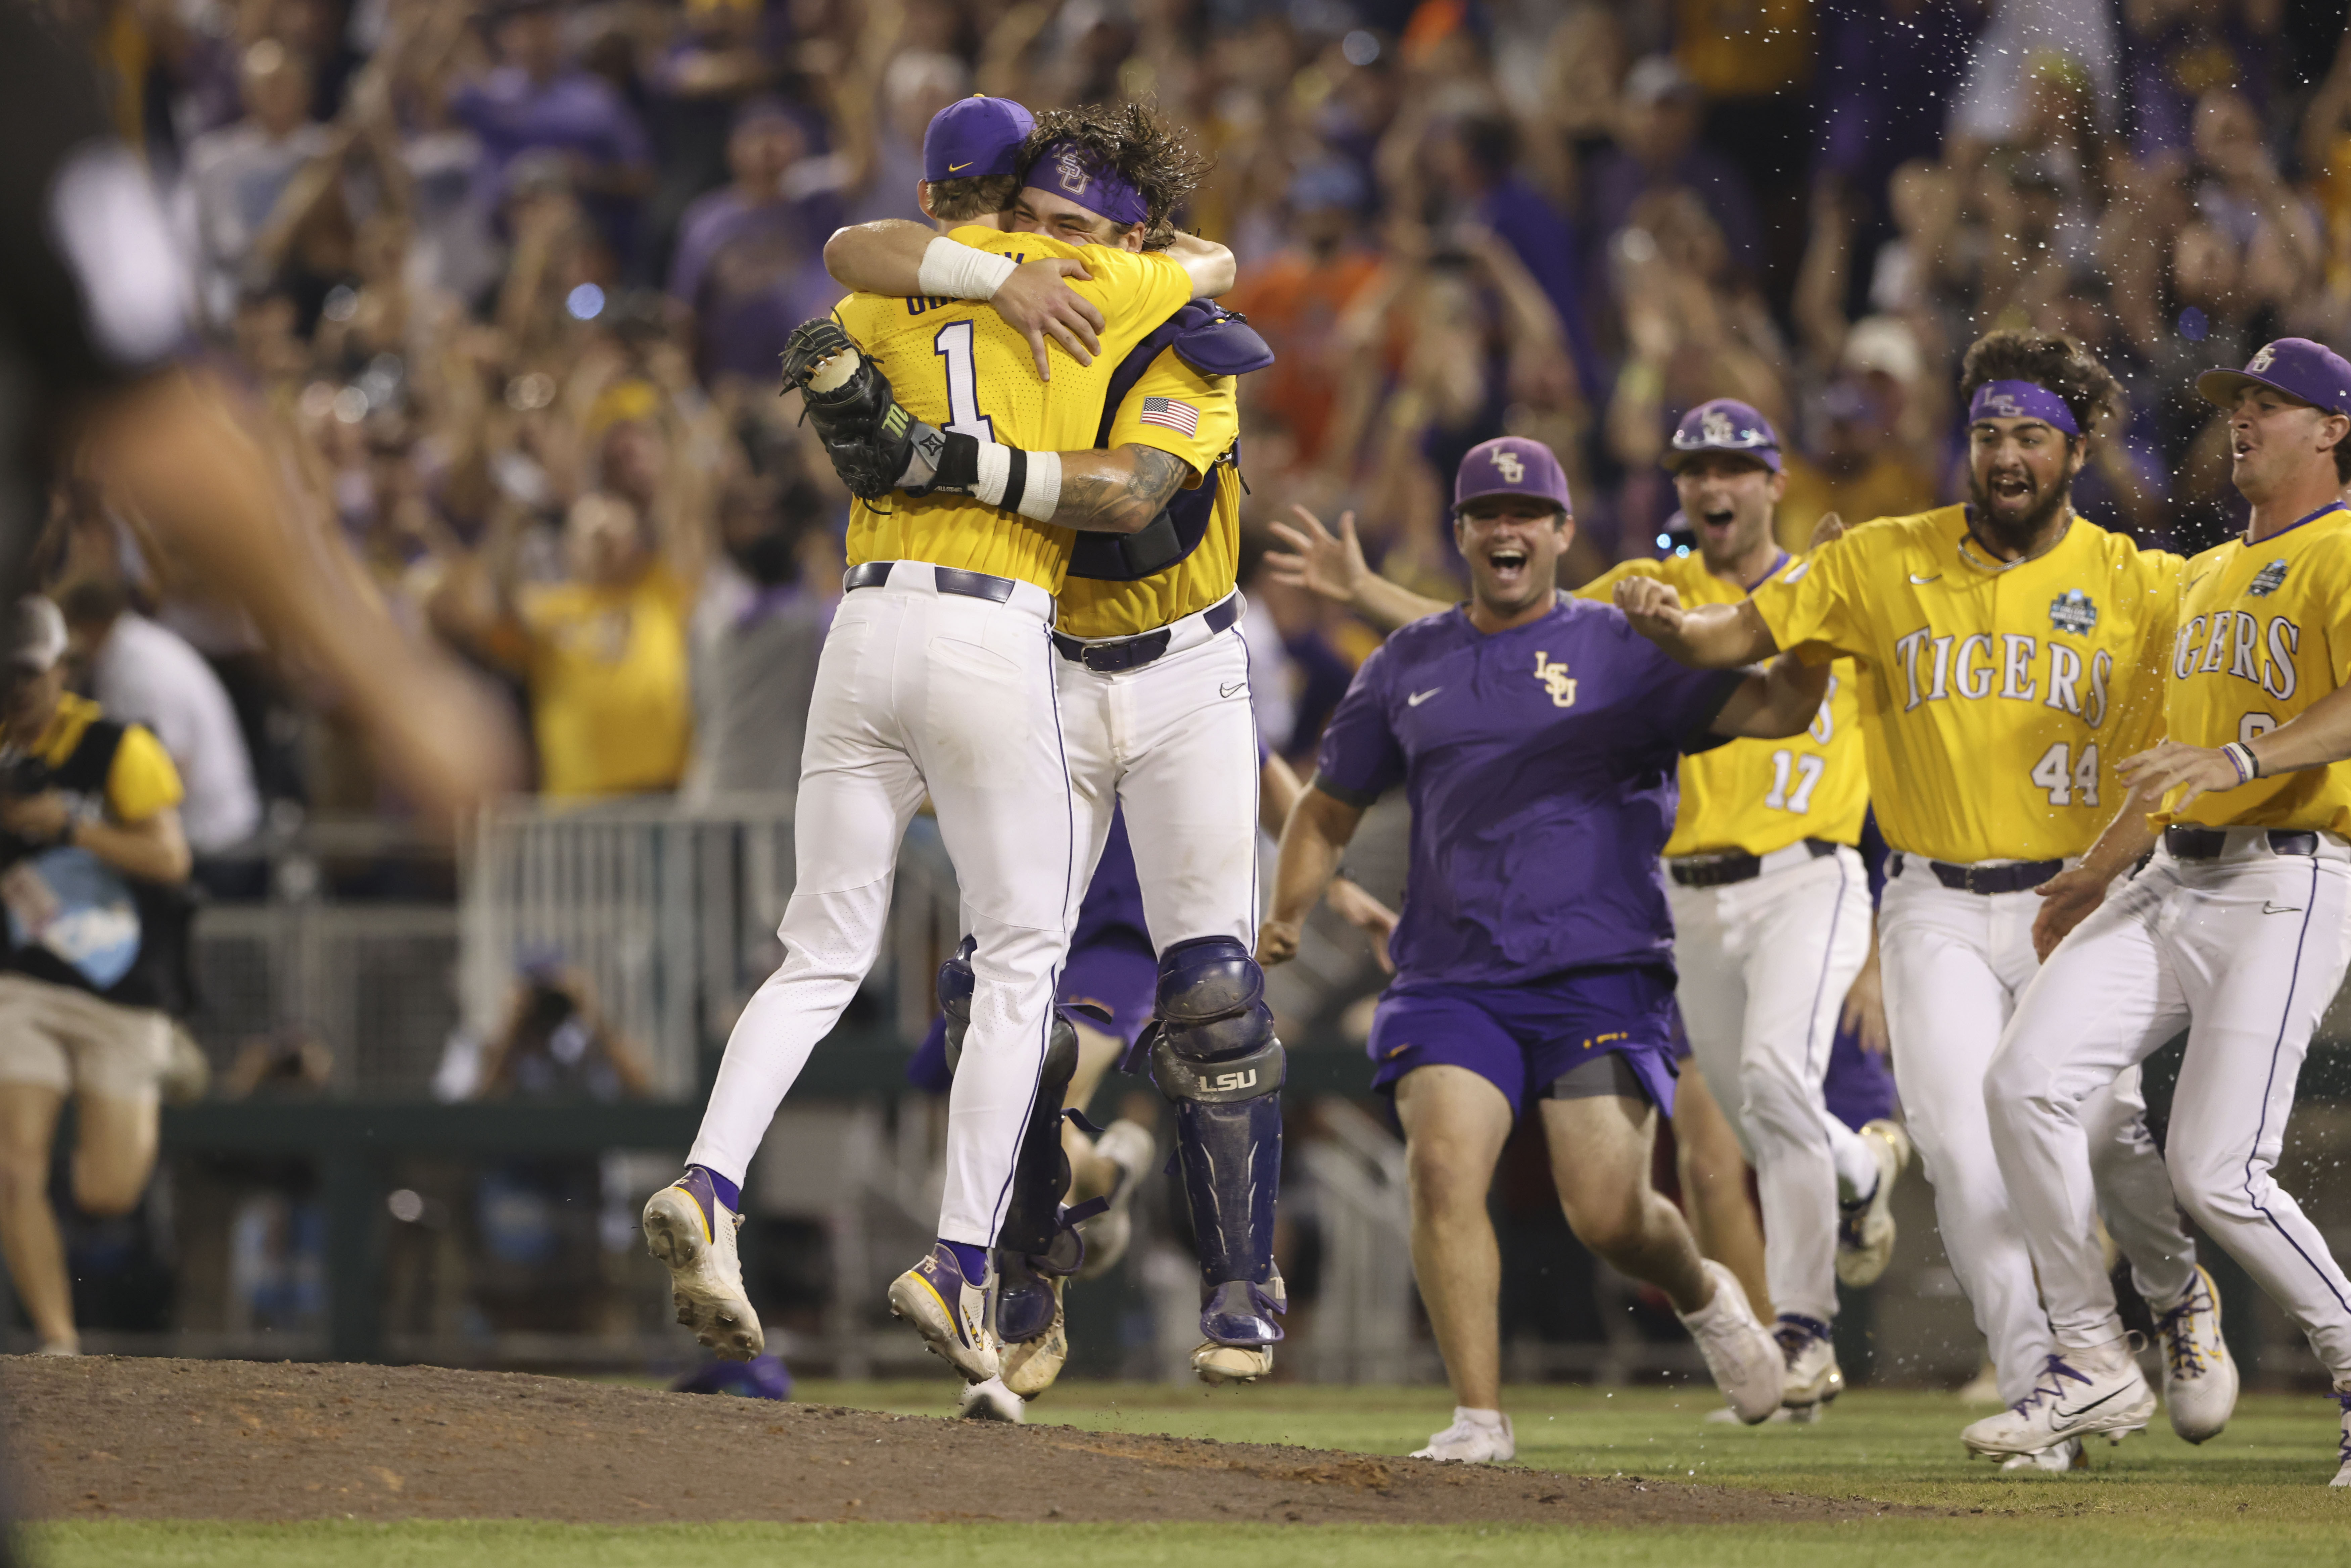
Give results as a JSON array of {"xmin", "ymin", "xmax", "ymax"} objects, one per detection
[
  {"xmin": 1017, "ymin": 101, "xmax": 1213, "ymax": 248},
  {"xmin": 925, "ymin": 173, "xmax": 1021, "ymax": 223},
  {"xmin": 1958, "ymin": 329, "xmax": 2123, "ymax": 442}
]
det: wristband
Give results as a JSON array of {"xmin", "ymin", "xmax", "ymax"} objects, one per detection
[
  {"xmin": 969, "ymin": 443, "xmax": 1062, "ymax": 522},
  {"xmin": 2221, "ymin": 741, "xmax": 2259, "ymax": 785},
  {"xmin": 918, "ymin": 236, "xmax": 1020, "ymax": 301}
]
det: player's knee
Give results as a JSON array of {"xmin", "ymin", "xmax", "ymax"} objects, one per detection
[
  {"xmin": 70, "ymin": 1158, "xmax": 148, "ymax": 1218},
  {"xmin": 1559, "ymin": 1185, "xmax": 1645, "ymax": 1261},
  {"xmin": 1148, "ymin": 937, "xmax": 1282, "ymax": 1103},
  {"xmin": 1735, "ymin": 1063, "xmax": 1810, "ymax": 1142},
  {"xmin": 1405, "ymin": 1135, "xmax": 1489, "ymax": 1214},
  {"xmin": 2163, "ymin": 1137, "xmax": 2247, "ymax": 1230},
  {"xmin": 0, "ymin": 1144, "xmax": 46, "ymax": 1207}
]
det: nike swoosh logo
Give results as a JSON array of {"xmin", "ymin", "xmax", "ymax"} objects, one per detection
[
  {"xmin": 1909, "ymin": 573, "xmax": 1941, "ymax": 584},
  {"xmin": 2051, "ymin": 1387, "xmax": 2131, "ymax": 1423},
  {"xmin": 1219, "ymin": 680, "xmax": 1247, "ymax": 698},
  {"xmin": 2263, "ymin": 903, "xmax": 2303, "ymax": 915},
  {"xmin": 948, "ymin": 161, "xmax": 975, "ymax": 173},
  {"xmin": 1407, "ymin": 688, "xmax": 1442, "ymax": 706}
]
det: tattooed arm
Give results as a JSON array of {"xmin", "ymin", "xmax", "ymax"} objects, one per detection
[{"xmin": 1039, "ymin": 444, "xmax": 1194, "ymax": 535}]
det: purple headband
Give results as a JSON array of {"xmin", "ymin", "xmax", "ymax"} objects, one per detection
[
  {"xmin": 1025, "ymin": 138, "xmax": 1149, "ymax": 229},
  {"xmin": 1969, "ymin": 379, "xmax": 2080, "ymax": 435}
]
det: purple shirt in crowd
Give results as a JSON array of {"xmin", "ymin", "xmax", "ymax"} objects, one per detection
[
  {"xmin": 1314, "ymin": 596, "xmax": 1739, "ymax": 987},
  {"xmin": 452, "ymin": 66, "xmax": 651, "ymax": 253},
  {"xmin": 667, "ymin": 186, "xmax": 845, "ymax": 382}
]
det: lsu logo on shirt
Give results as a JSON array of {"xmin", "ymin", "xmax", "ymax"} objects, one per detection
[{"xmin": 1533, "ymin": 652, "xmax": 1577, "ymax": 707}]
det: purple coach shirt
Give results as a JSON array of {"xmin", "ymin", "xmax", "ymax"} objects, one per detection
[{"xmin": 1315, "ymin": 595, "xmax": 1741, "ymax": 986}]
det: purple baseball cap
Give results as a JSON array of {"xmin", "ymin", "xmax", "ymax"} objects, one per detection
[
  {"xmin": 1025, "ymin": 138, "xmax": 1150, "ymax": 229},
  {"xmin": 923, "ymin": 95, "xmax": 1033, "ymax": 183},
  {"xmin": 2197, "ymin": 337, "xmax": 2351, "ymax": 417},
  {"xmin": 1667, "ymin": 398, "xmax": 1781, "ymax": 472},
  {"xmin": 1454, "ymin": 437, "xmax": 1572, "ymax": 516}
]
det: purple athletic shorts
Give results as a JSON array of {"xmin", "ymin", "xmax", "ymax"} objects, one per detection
[{"xmin": 1367, "ymin": 963, "xmax": 1681, "ymax": 1116}]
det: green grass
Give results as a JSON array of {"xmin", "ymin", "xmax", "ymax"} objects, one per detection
[{"xmin": 34, "ymin": 1384, "xmax": 2351, "ymax": 1567}]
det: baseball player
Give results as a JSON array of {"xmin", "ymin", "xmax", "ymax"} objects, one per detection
[
  {"xmin": 1268, "ymin": 403, "xmax": 1909, "ymax": 1418},
  {"xmin": 1263, "ymin": 436, "xmax": 1829, "ymax": 1462},
  {"xmin": 1971, "ymin": 338, "xmax": 2351, "ymax": 1481},
  {"xmin": 1615, "ymin": 330, "xmax": 2233, "ymax": 1470},
  {"xmin": 640, "ymin": 109, "xmax": 1196, "ymax": 1406},
  {"xmin": 834, "ymin": 101, "xmax": 1299, "ymax": 1392}
]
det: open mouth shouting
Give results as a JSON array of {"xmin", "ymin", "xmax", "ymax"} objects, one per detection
[
  {"xmin": 1983, "ymin": 467, "xmax": 2038, "ymax": 512},
  {"xmin": 1485, "ymin": 543, "xmax": 1531, "ymax": 591}
]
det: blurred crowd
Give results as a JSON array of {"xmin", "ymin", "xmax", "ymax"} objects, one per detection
[{"xmin": 36, "ymin": 0, "xmax": 2351, "ymax": 820}]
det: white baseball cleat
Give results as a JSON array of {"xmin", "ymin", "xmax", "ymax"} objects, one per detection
[
  {"xmin": 1681, "ymin": 1260, "xmax": 1784, "ymax": 1425},
  {"xmin": 1961, "ymin": 1347, "xmax": 2155, "ymax": 1459},
  {"xmin": 887, "ymin": 1242, "xmax": 1002, "ymax": 1383},
  {"xmin": 1000, "ymin": 1273, "xmax": 1068, "ymax": 1399},
  {"xmin": 2332, "ymin": 1394, "xmax": 2351, "ymax": 1486},
  {"xmin": 1412, "ymin": 1412, "xmax": 1515, "ymax": 1462},
  {"xmin": 1778, "ymin": 1316, "xmax": 1845, "ymax": 1414},
  {"xmin": 1191, "ymin": 1341, "xmax": 1274, "ymax": 1384},
  {"xmin": 1836, "ymin": 1120, "xmax": 1911, "ymax": 1288},
  {"xmin": 2154, "ymin": 1265, "xmax": 2238, "ymax": 1444},
  {"xmin": 1076, "ymin": 1119, "xmax": 1155, "ymax": 1281},
  {"xmin": 643, "ymin": 1169, "xmax": 764, "ymax": 1360},
  {"xmin": 1705, "ymin": 1404, "xmax": 1797, "ymax": 1425},
  {"xmin": 956, "ymin": 1376, "xmax": 1026, "ymax": 1424},
  {"xmin": 1998, "ymin": 1438, "xmax": 2086, "ymax": 1473}
]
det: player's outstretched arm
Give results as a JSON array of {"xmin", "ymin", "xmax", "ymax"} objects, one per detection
[
  {"xmin": 1614, "ymin": 576, "xmax": 1782, "ymax": 668},
  {"xmin": 1266, "ymin": 505, "xmax": 1449, "ymax": 632},
  {"xmin": 2030, "ymin": 788, "xmax": 2161, "ymax": 960},
  {"xmin": 824, "ymin": 223, "xmax": 1105, "ymax": 379},
  {"xmin": 1708, "ymin": 651, "xmax": 1832, "ymax": 740},
  {"xmin": 1262, "ymin": 751, "xmax": 1398, "ymax": 968},
  {"xmin": 2144, "ymin": 675, "xmax": 2351, "ymax": 793},
  {"xmin": 1259, "ymin": 782, "xmax": 1366, "ymax": 969},
  {"xmin": 1163, "ymin": 232, "xmax": 1237, "ymax": 298}
]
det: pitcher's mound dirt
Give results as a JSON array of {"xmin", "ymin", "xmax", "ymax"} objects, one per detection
[{"xmin": 3, "ymin": 1357, "xmax": 1899, "ymax": 1526}]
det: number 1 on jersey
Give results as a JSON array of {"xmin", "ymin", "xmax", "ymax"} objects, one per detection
[{"xmin": 933, "ymin": 320, "xmax": 995, "ymax": 442}]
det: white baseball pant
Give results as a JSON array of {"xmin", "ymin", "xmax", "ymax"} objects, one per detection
[
  {"xmin": 1057, "ymin": 596, "xmax": 1260, "ymax": 950},
  {"xmin": 688, "ymin": 564, "xmax": 1078, "ymax": 1247},
  {"xmin": 1987, "ymin": 835, "xmax": 2351, "ymax": 1381},
  {"xmin": 1669, "ymin": 843, "xmax": 1874, "ymax": 1326},
  {"xmin": 1879, "ymin": 859, "xmax": 2198, "ymax": 1405}
]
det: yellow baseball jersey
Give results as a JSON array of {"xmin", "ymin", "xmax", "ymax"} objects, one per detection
[
  {"xmin": 836, "ymin": 226, "xmax": 1192, "ymax": 595},
  {"xmin": 2159, "ymin": 502, "xmax": 2351, "ymax": 835},
  {"xmin": 1750, "ymin": 505, "xmax": 2178, "ymax": 864},
  {"xmin": 1579, "ymin": 553, "xmax": 1866, "ymax": 857},
  {"xmin": 1055, "ymin": 348, "xmax": 1242, "ymax": 640}
]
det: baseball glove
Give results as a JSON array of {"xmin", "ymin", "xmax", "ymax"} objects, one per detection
[{"xmin": 778, "ymin": 318, "xmax": 943, "ymax": 500}]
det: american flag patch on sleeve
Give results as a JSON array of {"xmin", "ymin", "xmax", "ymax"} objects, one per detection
[{"xmin": 1137, "ymin": 396, "xmax": 1201, "ymax": 436}]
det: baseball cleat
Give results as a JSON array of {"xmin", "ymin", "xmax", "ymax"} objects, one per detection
[
  {"xmin": 1961, "ymin": 1348, "xmax": 2155, "ymax": 1458},
  {"xmin": 1705, "ymin": 1404, "xmax": 1798, "ymax": 1425},
  {"xmin": 1998, "ymin": 1438, "xmax": 2086, "ymax": 1473},
  {"xmin": 888, "ymin": 1242, "xmax": 1001, "ymax": 1383},
  {"xmin": 643, "ymin": 1169, "xmax": 764, "ymax": 1360},
  {"xmin": 1681, "ymin": 1259, "xmax": 1784, "ymax": 1425},
  {"xmin": 1836, "ymin": 1119, "xmax": 1911, "ymax": 1288},
  {"xmin": 999, "ymin": 1270, "xmax": 1069, "ymax": 1399},
  {"xmin": 1192, "ymin": 1275, "xmax": 1285, "ymax": 1385},
  {"xmin": 1777, "ymin": 1315, "xmax": 1845, "ymax": 1413},
  {"xmin": 956, "ymin": 1375, "xmax": 1026, "ymax": 1424},
  {"xmin": 2154, "ymin": 1265, "xmax": 2238, "ymax": 1444},
  {"xmin": 2332, "ymin": 1393, "xmax": 2351, "ymax": 1486},
  {"xmin": 1193, "ymin": 1341, "xmax": 1274, "ymax": 1384},
  {"xmin": 1076, "ymin": 1118, "xmax": 1155, "ymax": 1281},
  {"xmin": 1412, "ymin": 1413, "xmax": 1514, "ymax": 1463}
]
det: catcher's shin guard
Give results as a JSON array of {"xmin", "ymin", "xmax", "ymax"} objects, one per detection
[
  {"xmin": 1146, "ymin": 937, "xmax": 1286, "ymax": 1348},
  {"xmin": 776, "ymin": 318, "xmax": 947, "ymax": 499}
]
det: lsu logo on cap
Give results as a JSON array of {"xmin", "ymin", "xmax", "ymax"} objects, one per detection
[
  {"xmin": 2249, "ymin": 559, "xmax": 2288, "ymax": 597},
  {"xmin": 1056, "ymin": 148, "xmax": 1092, "ymax": 196},
  {"xmin": 1701, "ymin": 409, "xmax": 1735, "ymax": 444},
  {"xmin": 1491, "ymin": 447, "xmax": 1525, "ymax": 484},
  {"xmin": 1532, "ymin": 651, "xmax": 1577, "ymax": 708},
  {"xmin": 1983, "ymin": 392, "xmax": 2025, "ymax": 417},
  {"xmin": 2049, "ymin": 589, "xmax": 2098, "ymax": 635},
  {"xmin": 2249, "ymin": 343, "xmax": 2277, "ymax": 373}
]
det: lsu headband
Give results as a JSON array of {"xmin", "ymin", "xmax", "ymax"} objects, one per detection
[
  {"xmin": 1969, "ymin": 380, "xmax": 2080, "ymax": 435},
  {"xmin": 1025, "ymin": 139, "xmax": 1149, "ymax": 229}
]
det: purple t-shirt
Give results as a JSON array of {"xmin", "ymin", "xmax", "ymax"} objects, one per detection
[
  {"xmin": 667, "ymin": 187, "xmax": 845, "ymax": 382},
  {"xmin": 1314, "ymin": 596, "xmax": 1740, "ymax": 987}
]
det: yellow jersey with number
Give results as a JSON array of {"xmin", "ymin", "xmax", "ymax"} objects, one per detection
[
  {"xmin": 1055, "ymin": 348, "xmax": 1242, "ymax": 639},
  {"xmin": 2160, "ymin": 503, "xmax": 2351, "ymax": 835},
  {"xmin": 1579, "ymin": 552, "xmax": 1865, "ymax": 857},
  {"xmin": 1749, "ymin": 505, "xmax": 2179, "ymax": 864},
  {"xmin": 833, "ymin": 226, "xmax": 1192, "ymax": 595}
]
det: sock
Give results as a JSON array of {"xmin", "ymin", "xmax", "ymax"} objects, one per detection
[
  {"xmin": 1453, "ymin": 1406, "xmax": 1505, "ymax": 1430},
  {"xmin": 1828, "ymin": 1118, "xmax": 1879, "ymax": 1204},
  {"xmin": 687, "ymin": 1164, "xmax": 740, "ymax": 1214},
  {"xmin": 1777, "ymin": 1312, "xmax": 1832, "ymax": 1344},
  {"xmin": 942, "ymin": 1239, "xmax": 989, "ymax": 1281}
]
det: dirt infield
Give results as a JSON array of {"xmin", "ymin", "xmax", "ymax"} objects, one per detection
[{"xmin": 2, "ymin": 1358, "xmax": 1901, "ymax": 1526}]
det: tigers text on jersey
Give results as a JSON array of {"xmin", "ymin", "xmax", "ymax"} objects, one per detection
[
  {"xmin": 1580, "ymin": 552, "xmax": 1866, "ymax": 857},
  {"xmin": 834, "ymin": 226, "xmax": 1192, "ymax": 595},
  {"xmin": 1750, "ymin": 505, "xmax": 2178, "ymax": 865},
  {"xmin": 2162, "ymin": 501, "xmax": 2351, "ymax": 835},
  {"xmin": 1055, "ymin": 347, "xmax": 1241, "ymax": 640}
]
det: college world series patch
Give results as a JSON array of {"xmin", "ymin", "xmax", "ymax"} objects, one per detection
[
  {"xmin": 2049, "ymin": 589, "xmax": 2098, "ymax": 635},
  {"xmin": 2248, "ymin": 560, "xmax": 2288, "ymax": 597}
]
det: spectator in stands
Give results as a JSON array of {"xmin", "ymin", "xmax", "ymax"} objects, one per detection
[
  {"xmin": 1588, "ymin": 56, "xmax": 1764, "ymax": 283},
  {"xmin": 0, "ymin": 598, "xmax": 192, "ymax": 1357},
  {"xmin": 1777, "ymin": 381, "xmax": 1940, "ymax": 550},
  {"xmin": 690, "ymin": 477, "xmax": 830, "ymax": 798},
  {"xmin": 1226, "ymin": 161, "xmax": 1384, "ymax": 472},
  {"xmin": 178, "ymin": 41, "xmax": 325, "ymax": 328},
  {"xmin": 58, "ymin": 577, "xmax": 262, "ymax": 888}
]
